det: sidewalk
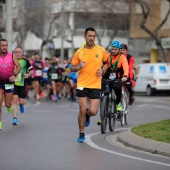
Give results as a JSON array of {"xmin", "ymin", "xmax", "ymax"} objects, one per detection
[{"xmin": 117, "ymin": 129, "xmax": 170, "ymax": 157}]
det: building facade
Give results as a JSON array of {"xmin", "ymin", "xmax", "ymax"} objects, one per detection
[{"xmin": 4, "ymin": 0, "xmax": 170, "ymax": 63}]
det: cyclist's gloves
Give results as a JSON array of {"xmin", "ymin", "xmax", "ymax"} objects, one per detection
[{"xmin": 122, "ymin": 76, "xmax": 127, "ymax": 82}]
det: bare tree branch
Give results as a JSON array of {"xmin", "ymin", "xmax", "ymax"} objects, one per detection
[{"xmin": 154, "ymin": 0, "xmax": 170, "ymax": 34}]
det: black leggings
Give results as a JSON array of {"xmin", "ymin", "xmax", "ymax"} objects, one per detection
[{"xmin": 112, "ymin": 82, "xmax": 134, "ymax": 105}]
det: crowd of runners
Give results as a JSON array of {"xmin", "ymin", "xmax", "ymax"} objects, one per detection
[{"xmin": 25, "ymin": 54, "xmax": 78, "ymax": 103}]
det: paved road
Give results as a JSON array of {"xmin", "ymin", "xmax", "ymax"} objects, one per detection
[{"xmin": 0, "ymin": 95, "xmax": 170, "ymax": 170}]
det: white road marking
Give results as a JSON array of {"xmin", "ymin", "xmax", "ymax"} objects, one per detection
[
  {"xmin": 134, "ymin": 103, "xmax": 170, "ymax": 111},
  {"xmin": 136, "ymin": 104, "xmax": 149, "ymax": 108},
  {"xmin": 86, "ymin": 128, "xmax": 170, "ymax": 167},
  {"xmin": 25, "ymin": 101, "xmax": 41, "ymax": 107}
]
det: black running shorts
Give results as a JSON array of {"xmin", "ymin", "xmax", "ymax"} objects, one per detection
[
  {"xmin": 13, "ymin": 85, "xmax": 26, "ymax": 99},
  {"xmin": 76, "ymin": 88, "xmax": 100, "ymax": 99}
]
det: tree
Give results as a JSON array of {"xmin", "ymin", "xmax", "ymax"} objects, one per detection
[
  {"xmin": 14, "ymin": 0, "xmax": 60, "ymax": 57},
  {"xmin": 58, "ymin": 0, "xmax": 130, "ymax": 52},
  {"xmin": 130, "ymin": 0, "xmax": 170, "ymax": 62}
]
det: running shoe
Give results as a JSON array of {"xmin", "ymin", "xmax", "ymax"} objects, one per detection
[
  {"xmin": 25, "ymin": 96, "xmax": 30, "ymax": 100},
  {"xmin": 20, "ymin": 105, "xmax": 25, "ymax": 113},
  {"xmin": 46, "ymin": 96, "xmax": 49, "ymax": 101},
  {"xmin": 0, "ymin": 122, "xmax": 2, "ymax": 130},
  {"xmin": 97, "ymin": 120, "xmax": 101, "ymax": 125},
  {"xmin": 7, "ymin": 106, "xmax": 13, "ymax": 113},
  {"xmin": 36, "ymin": 94, "xmax": 40, "ymax": 101},
  {"xmin": 13, "ymin": 118, "xmax": 18, "ymax": 125},
  {"xmin": 77, "ymin": 135, "xmax": 86, "ymax": 143},
  {"xmin": 54, "ymin": 94, "xmax": 58, "ymax": 101},
  {"xmin": 85, "ymin": 109, "xmax": 90, "ymax": 127},
  {"xmin": 116, "ymin": 102, "xmax": 122, "ymax": 111},
  {"xmin": 40, "ymin": 91, "xmax": 45, "ymax": 98},
  {"xmin": 51, "ymin": 95, "xmax": 55, "ymax": 101}
]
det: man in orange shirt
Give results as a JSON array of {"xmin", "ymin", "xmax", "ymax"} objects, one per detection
[{"xmin": 70, "ymin": 27, "xmax": 108, "ymax": 143}]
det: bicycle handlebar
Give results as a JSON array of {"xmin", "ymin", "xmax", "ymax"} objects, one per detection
[{"xmin": 102, "ymin": 79, "xmax": 131, "ymax": 85}]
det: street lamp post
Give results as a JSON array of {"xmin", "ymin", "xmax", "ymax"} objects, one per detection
[{"xmin": 5, "ymin": 0, "xmax": 12, "ymax": 51}]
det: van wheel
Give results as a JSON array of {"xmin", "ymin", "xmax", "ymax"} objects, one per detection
[{"xmin": 146, "ymin": 86, "xmax": 154, "ymax": 96}]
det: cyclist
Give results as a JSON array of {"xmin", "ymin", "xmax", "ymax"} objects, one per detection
[
  {"xmin": 120, "ymin": 43, "xmax": 135, "ymax": 105},
  {"xmin": 12, "ymin": 47, "xmax": 33, "ymax": 125},
  {"xmin": 103, "ymin": 40, "xmax": 129, "ymax": 110},
  {"xmin": 97, "ymin": 40, "xmax": 129, "ymax": 125},
  {"xmin": 70, "ymin": 27, "xmax": 108, "ymax": 143}
]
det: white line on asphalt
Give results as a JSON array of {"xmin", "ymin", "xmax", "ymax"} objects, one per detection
[
  {"xmin": 86, "ymin": 129, "xmax": 170, "ymax": 167},
  {"xmin": 136, "ymin": 104, "xmax": 149, "ymax": 108},
  {"xmin": 25, "ymin": 101, "xmax": 41, "ymax": 107}
]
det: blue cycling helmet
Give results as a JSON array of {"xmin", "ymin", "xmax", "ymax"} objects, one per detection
[{"xmin": 110, "ymin": 40, "xmax": 122, "ymax": 49}]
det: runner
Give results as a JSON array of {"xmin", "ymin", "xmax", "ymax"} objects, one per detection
[
  {"xmin": 70, "ymin": 27, "xmax": 108, "ymax": 143},
  {"xmin": 48, "ymin": 56, "xmax": 63, "ymax": 101},
  {"xmin": 41, "ymin": 57, "xmax": 51, "ymax": 101},
  {"xmin": 12, "ymin": 47, "xmax": 33, "ymax": 125},
  {"xmin": 24, "ymin": 54, "xmax": 33, "ymax": 100},
  {"xmin": 31, "ymin": 53, "xmax": 45, "ymax": 101},
  {"xmin": 62, "ymin": 58, "xmax": 71, "ymax": 99},
  {"xmin": 0, "ymin": 39, "xmax": 21, "ymax": 130}
]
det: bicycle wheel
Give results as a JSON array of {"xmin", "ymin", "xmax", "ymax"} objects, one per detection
[
  {"xmin": 109, "ymin": 99, "xmax": 116, "ymax": 131},
  {"xmin": 120, "ymin": 95, "xmax": 126, "ymax": 126},
  {"xmin": 120, "ymin": 111, "xmax": 125, "ymax": 126},
  {"xmin": 124, "ymin": 110, "xmax": 128, "ymax": 125},
  {"xmin": 100, "ymin": 95, "xmax": 108, "ymax": 134}
]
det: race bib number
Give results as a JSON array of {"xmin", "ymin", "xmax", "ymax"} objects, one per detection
[
  {"xmin": 62, "ymin": 75, "xmax": 65, "ymax": 81},
  {"xmin": 77, "ymin": 87, "xmax": 84, "ymax": 91},
  {"xmin": 51, "ymin": 73, "xmax": 58, "ymax": 80},
  {"xmin": 36, "ymin": 70, "xmax": 42, "ymax": 76},
  {"xmin": 43, "ymin": 73, "xmax": 48, "ymax": 79},
  {"xmin": 5, "ymin": 84, "xmax": 14, "ymax": 90},
  {"xmin": 109, "ymin": 73, "xmax": 116, "ymax": 80},
  {"xmin": 15, "ymin": 73, "xmax": 22, "ymax": 82}
]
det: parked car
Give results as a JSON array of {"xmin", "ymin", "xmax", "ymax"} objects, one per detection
[{"xmin": 134, "ymin": 63, "xmax": 170, "ymax": 96}]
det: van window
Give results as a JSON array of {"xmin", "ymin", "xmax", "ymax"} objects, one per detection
[
  {"xmin": 159, "ymin": 66, "xmax": 166, "ymax": 73},
  {"xmin": 150, "ymin": 66, "xmax": 154, "ymax": 73}
]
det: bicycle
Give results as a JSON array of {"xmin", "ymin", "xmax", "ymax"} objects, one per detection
[{"xmin": 100, "ymin": 79, "xmax": 117, "ymax": 134}]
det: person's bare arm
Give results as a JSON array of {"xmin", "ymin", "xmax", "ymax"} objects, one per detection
[
  {"xmin": 97, "ymin": 63, "xmax": 108, "ymax": 76},
  {"xmin": 13, "ymin": 55, "xmax": 21, "ymax": 76},
  {"xmin": 24, "ymin": 70, "xmax": 33, "ymax": 79},
  {"xmin": 70, "ymin": 61, "xmax": 86, "ymax": 72}
]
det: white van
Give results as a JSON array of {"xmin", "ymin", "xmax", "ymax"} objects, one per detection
[{"xmin": 134, "ymin": 63, "xmax": 170, "ymax": 96}]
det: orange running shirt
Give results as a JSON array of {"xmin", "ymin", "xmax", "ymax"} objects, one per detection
[
  {"xmin": 71, "ymin": 44, "xmax": 107, "ymax": 89},
  {"xmin": 107, "ymin": 53, "xmax": 129, "ymax": 78}
]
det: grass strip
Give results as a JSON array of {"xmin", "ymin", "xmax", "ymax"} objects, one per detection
[{"xmin": 131, "ymin": 119, "xmax": 170, "ymax": 143}]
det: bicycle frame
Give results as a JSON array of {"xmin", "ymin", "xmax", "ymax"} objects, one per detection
[
  {"xmin": 121, "ymin": 84, "xmax": 130, "ymax": 112},
  {"xmin": 100, "ymin": 79, "xmax": 117, "ymax": 134}
]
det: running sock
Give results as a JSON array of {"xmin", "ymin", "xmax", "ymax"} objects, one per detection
[{"xmin": 80, "ymin": 133, "xmax": 85, "ymax": 138}]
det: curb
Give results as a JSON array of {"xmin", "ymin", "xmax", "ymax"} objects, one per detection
[{"xmin": 117, "ymin": 129, "xmax": 170, "ymax": 157}]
